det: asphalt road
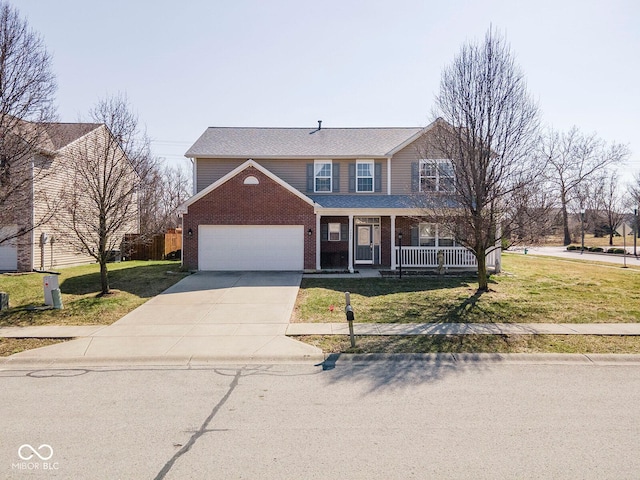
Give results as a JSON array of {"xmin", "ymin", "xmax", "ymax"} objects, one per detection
[{"xmin": 1, "ymin": 359, "xmax": 640, "ymax": 479}]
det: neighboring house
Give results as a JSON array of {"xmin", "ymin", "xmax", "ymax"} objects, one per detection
[
  {"xmin": 179, "ymin": 120, "xmax": 501, "ymax": 272},
  {"xmin": 0, "ymin": 122, "xmax": 138, "ymax": 272}
]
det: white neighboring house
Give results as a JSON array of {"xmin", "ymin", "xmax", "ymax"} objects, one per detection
[{"xmin": 0, "ymin": 122, "xmax": 139, "ymax": 272}]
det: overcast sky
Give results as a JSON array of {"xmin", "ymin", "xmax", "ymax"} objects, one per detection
[{"xmin": 16, "ymin": 0, "xmax": 640, "ymax": 185}]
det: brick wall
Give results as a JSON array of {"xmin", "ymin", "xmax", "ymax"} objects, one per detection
[{"xmin": 182, "ymin": 166, "xmax": 316, "ymax": 270}]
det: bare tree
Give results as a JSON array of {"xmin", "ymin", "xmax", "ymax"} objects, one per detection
[
  {"xmin": 426, "ymin": 27, "xmax": 541, "ymax": 291},
  {"xmin": 540, "ymin": 127, "xmax": 629, "ymax": 245},
  {"xmin": 138, "ymin": 161, "xmax": 191, "ymax": 236},
  {"xmin": 59, "ymin": 94, "xmax": 150, "ymax": 295},
  {"xmin": 0, "ymin": 1, "xmax": 57, "ymax": 245},
  {"xmin": 160, "ymin": 163, "xmax": 191, "ymax": 229},
  {"xmin": 591, "ymin": 170, "xmax": 626, "ymax": 246}
]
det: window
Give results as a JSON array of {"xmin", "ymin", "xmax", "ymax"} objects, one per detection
[
  {"xmin": 438, "ymin": 226, "xmax": 456, "ymax": 247},
  {"xmin": 419, "ymin": 223, "xmax": 457, "ymax": 247},
  {"xmin": 419, "ymin": 223, "xmax": 436, "ymax": 246},
  {"xmin": 356, "ymin": 160, "xmax": 373, "ymax": 192},
  {"xmin": 314, "ymin": 160, "xmax": 332, "ymax": 192},
  {"xmin": 420, "ymin": 159, "xmax": 454, "ymax": 192},
  {"xmin": 328, "ymin": 223, "xmax": 341, "ymax": 241}
]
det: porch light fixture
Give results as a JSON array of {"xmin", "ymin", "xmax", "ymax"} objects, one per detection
[
  {"xmin": 187, "ymin": 228, "xmax": 193, "ymax": 238},
  {"xmin": 307, "ymin": 228, "xmax": 313, "ymax": 236}
]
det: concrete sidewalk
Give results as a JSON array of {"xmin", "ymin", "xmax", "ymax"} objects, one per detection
[
  {"xmin": 286, "ymin": 322, "xmax": 640, "ymax": 335},
  {"xmin": 0, "ymin": 271, "xmax": 324, "ymax": 366},
  {"xmin": 5, "ymin": 322, "xmax": 640, "ymax": 340}
]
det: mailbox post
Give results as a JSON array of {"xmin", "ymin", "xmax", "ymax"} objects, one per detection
[{"xmin": 345, "ymin": 291, "xmax": 356, "ymax": 347}]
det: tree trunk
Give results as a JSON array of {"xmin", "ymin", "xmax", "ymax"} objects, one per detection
[
  {"xmin": 609, "ymin": 232, "xmax": 614, "ymax": 246},
  {"xmin": 100, "ymin": 259, "xmax": 109, "ymax": 295},
  {"xmin": 477, "ymin": 251, "xmax": 489, "ymax": 292},
  {"xmin": 561, "ymin": 194, "xmax": 571, "ymax": 246}
]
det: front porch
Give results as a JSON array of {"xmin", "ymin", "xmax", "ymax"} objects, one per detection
[
  {"xmin": 395, "ymin": 246, "xmax": 498, "ymax": 269},
  {"xmin": 314, "ymin": 210, "xmax": 501, "ymax": 273}
]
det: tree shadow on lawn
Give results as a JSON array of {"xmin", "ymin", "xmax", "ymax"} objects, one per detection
[
  {"xmin": 59, "ymin": 263, "xmax": 186, "ymax": 298},
  {"xmin": 302, "ymin": 274, "xmax": 491, "ymax": 297},
  {"xmin": 301, "ymin": 275, "xmax": 514, "ymax": 324}
]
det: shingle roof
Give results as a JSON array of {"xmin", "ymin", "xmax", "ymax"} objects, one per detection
[
  {"xmin": 40, "ymin": 123, "xmax": 102, "ymax": 151},
  {"xmin": 310, "ymin": 194, "xmax": 459, "ymax": 210},
  {"xmin": 185, "ymin": 127, "xmax": 424, "ymax": 158}
]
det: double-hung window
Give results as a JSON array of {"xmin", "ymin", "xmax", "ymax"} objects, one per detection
[
  {"xmin": 419, "ymin": 159, "xmax": 454, "ymax": 192},
  {"xmin": 314, "ymin": 160, "xmax": 332, "ymax": 192},
  {"xmin": 356, "ymin": 160, "xmax": 374, "ymax": 192},
  {"xmin": 418, "ymin": 223, "xmax": 457, "ymax": 247},
  {"xmin": 328, "ymin": 223, "xmax": 341, "ymax": 241}
]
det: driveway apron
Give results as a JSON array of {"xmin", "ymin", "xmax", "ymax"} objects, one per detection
[{"xmin": 7, "ymin": 272, "xmax": 323, "ymax": 364}]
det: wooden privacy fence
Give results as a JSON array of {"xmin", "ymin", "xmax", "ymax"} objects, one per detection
[{"xmin": 123, "ymin": 230, "xmax": 182, "ymax": 261}]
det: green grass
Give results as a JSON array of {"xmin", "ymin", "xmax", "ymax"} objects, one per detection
[
  {"xmin": 0, "ymin": 260, "xmax": 188, "ymax": 327},
  {"xmin": 293, "ymin": 253, "xmax": 640, "ymax": 324},
  {"xmin": 298, "ymin": 334, "xmax": 640, "ymax": 354}
]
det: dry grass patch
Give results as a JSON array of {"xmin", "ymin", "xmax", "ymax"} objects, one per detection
[
  {"xmin": 0, "ymin": 338, "xmax": 67, "ymax": 357},
  {"xmin": 297, "ymin": 334, "xmax": 640, "ymax": 355}
]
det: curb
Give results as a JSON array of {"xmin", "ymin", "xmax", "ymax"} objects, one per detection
[
  {"xmin": 319, "ymin": 352, "xmax": 640, "ymax": 366},
  {"xmin": 0, "ymin": 352, "xmax": 325, "ymax": 369}
]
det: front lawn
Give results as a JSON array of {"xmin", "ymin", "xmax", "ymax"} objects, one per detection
[
  {"xmin": 0, "ymin": 260, "xmax": 187, "ymax": 327},
  {"xmin": 293, "ymin": 253, "xmax": 640, "ymax": 324},
  {"xmin": 299, "ymin": 334, "xmax": 640, "ymax": 354}
]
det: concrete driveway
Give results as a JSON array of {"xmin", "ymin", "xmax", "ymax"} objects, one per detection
[{"xmin": 8, "ymin": 271, "xmax": 323, "ymax": 365}]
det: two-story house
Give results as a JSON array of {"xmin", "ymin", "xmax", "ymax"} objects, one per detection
[
  {"xmin": 0, "ymin": 122, "xmax": 139, "ymax": 272},
  {"xmin": 180, "ymin": 119, "xmax": 500, "ymax": 272}
]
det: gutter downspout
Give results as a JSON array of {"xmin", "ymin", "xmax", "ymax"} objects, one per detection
[{"xmin": 387, "ymin": 157, "xmax": 392, "ymax": 195}]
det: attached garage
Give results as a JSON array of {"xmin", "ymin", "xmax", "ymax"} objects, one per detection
[{"xmin": 198, "ymin": 225, "xmax": 304, "ymax": 271}]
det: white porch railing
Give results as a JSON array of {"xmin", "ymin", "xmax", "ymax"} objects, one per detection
[{"xmin": 394, "ymin": 246, "xmax": 497, "ymax": 268}]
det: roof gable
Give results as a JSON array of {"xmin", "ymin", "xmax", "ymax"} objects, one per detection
[
  {"xmin": 179, "ymin": 159, "xmax": 316, "ymax": 212},
  {"xmin": 185, "ymin": 126, "xmax": 425, "ymax": 159}
]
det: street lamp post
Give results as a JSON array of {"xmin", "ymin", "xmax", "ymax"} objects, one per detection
[{"xmin": 398, "ymin": 232, "xmax": 403, "ymax": 279}]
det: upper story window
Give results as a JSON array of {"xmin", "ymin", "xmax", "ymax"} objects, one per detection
[
  {"xmin": 420, "ymin": 159, "xmax": 454, "ymax": 192},
  {"xmin": 314, "ymin": 160, "xmax": 332, "ymax": 192},
  {"xmin": 356, "ymin": 160, "xmax": 374, "ymax": 192}
]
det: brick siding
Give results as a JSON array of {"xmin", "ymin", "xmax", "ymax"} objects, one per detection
[{"xmin": 182, "ymin": 166, "xmax": 316, "ymax": 270}]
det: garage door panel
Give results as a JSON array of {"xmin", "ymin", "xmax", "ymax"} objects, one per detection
[{"xmin": 199, "ymin": 225, "xmax": 304, "ymax": 271}]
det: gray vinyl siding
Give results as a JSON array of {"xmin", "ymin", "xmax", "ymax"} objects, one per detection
[
  {"xmin": 196, "ymin": 158, "xmax": 387, "ymax": 195},
  {"xmin": 390, "ymin": 137, "xmax": 444, "ymax": 194},
  {"xmin": 196, "ymin": 158, "xmax": 309, "ymax": 193}
]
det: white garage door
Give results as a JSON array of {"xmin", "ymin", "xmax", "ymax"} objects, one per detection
[
  {"xmin": 198, "ymin": 225, "xmax": 304, "ymax": 271},
  {"xmin": 0, "ymin": 225, "xmax": 18, "ymax": 271}
]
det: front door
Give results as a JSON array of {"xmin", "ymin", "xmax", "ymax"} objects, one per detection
[{"xmin": 355, "ymin": 225, "xmax": 373, "ymax": 263}]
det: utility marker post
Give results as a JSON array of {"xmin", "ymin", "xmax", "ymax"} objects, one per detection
[{"xmin": 345, "ymin": 291, "xmax": 356, "ymax": 348}]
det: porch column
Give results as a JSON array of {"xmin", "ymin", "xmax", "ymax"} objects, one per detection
[
  {"xmin": 390, "ymin": 215, "xmax": 396, "ymax": 270},
  {"xmin": 316, "ymin": 214, "xmax": 321, "ymax": 270},
  {"xmin": 348, "ymin": 214, "xmax": 354, "ymax": 273}
]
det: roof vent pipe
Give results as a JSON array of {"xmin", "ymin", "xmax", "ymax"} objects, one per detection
[{"xmin": 318, "ymin": 120, "xmax": 322, "ymax": 130}]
